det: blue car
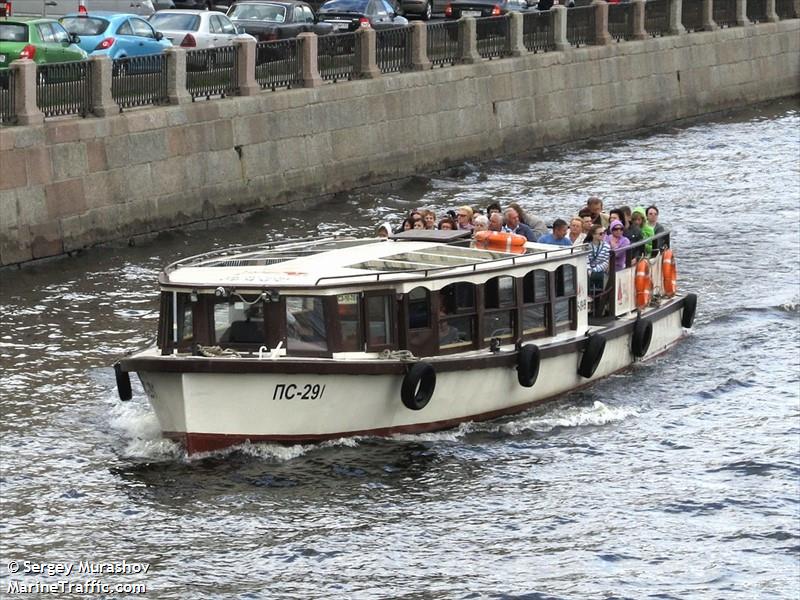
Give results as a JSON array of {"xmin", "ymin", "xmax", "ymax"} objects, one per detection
[{"xmin": 59, "ymin": 12, "xmax": 172, "ymax": 59}]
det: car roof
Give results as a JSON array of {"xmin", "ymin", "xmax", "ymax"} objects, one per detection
[
  {"xmin": 0, "ymin": 17, "xmax": 60, "ymax": 24},
  {"xmin": 61, "ymin": 12, "xmax": 141, "ymax": 20},
  {"xmin": 152, "ymin": 9, "xmax": 212, "ymax": 14},
  {"xmin": 231, "ymin": 0, "xmax": 310, "ymax": 6}
]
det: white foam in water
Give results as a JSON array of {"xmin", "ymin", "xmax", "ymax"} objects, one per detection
[
  {"xmin": 498, "ymin": 400, "xmax": 639, "ymax": 436},
  {"xmin": 108, "ymin": 400, "xmax": 182, "ymax": 460}
]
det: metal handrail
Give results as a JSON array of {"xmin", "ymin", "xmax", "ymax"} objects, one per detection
[
  {"xmin": 427, "ymin": 20, "xmax": 459, "ymax": 66},
  {"xmin": 111, "ymin": 54, "xmax": 168, "ymax": 110},
  {"xmin": 522, "ymin": 10, "xmax": 554, "ymax": 53},
  {"xmin": 36, "ymin": 60, "xmax": 92, "ymax": 118},
  {"xmin": 318, "ymin": 32, "xmax": 359, "ymax": 82},
  {"xmin": 376, "ymin": 25, "xmax": 413, "ymax": 73},
  {"xmin": 0, "ymin": 69, "xmax": 15, "ymax": 125},
  {"xmin": 566, "ymin": 5, "xmax": 596, "ymax": 47},
  {"xmin": 644, "ymin": 0, "xmax": 669, "ymax": 37},
  {"xmin": 256, "ymin": 38, "xmax": 302, "ymax": 91},
  {"xmin": 476, "ymin": 15, "xmax": 511, "ymax": 59}
]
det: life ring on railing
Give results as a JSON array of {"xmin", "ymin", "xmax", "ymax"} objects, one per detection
[
  {"xmin": 474, "ymin": 230, "xmax": 527, "ymax": 254},
  {"xmin": 517, "ymin": 344, "xmax": 541, "ymax": 388},
  {"xmin": 662, "ymin": 249, "xmax": 677, "ymax": 296},
  {"xmin": 114, "ymin": 362, "xmax": 132, "ymax": 401},
  {"xmin": 681, "ymin": 293, "xmax": 698, "ymax": 329},
  {"xmin": 578, "ymin": 334, "xmax": 606, "ymax": 379},
  {"xmin": 635, "ymin": 258, "xmax": 652, "ymax": 309},
  {"xmin": 401, "ymin": 362, "xmax": 436, "ymax": 410},
  {"xmin": 631, "ymin": 317, "xmax": 653, "ymax": 358}
]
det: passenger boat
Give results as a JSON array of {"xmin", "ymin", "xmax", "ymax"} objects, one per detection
[{"xmin": 114, "ymin": 229, "xmax": 698, "ymax": 455}]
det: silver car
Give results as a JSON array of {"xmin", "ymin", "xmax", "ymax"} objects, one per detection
[{"xmin": 148, "ymin": 9, "xmax": 254, "ymax": 48}]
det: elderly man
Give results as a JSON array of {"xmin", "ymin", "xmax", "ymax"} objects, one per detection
[
  {"xmin": 502, "ymin": 207, "xmax": 536, "ymax": 242},
  {"xmin": 537, "ymin": 218, "xmax": 572, "ymax": 247},
  {"xmin": 585, "ymin": 196, "xmax": 609, "ymax": 229},
  {"xmin": 488, "ymin": 212, "xmax": 504, "ymax": 232}
]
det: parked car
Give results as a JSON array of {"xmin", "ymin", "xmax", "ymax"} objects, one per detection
[
  {"xmin": 171, "ymin": 0, "xmax": 231, "ymax": 12},
  {"xmin": 0, "ymin": 17, "xmax": 87, "ymax": 72},
  {"xmin": 317, "ymin": 0, "xmax": 406, "ymax": 31},
  {"xmin": 59, "ymin": 12, "xmax": 171, "ymax": 58},
  {"xmin": 11, "ymin": 0, "xmax": 157, "ymax": 18},
  {"xmin": 444, "ymin": 0, "xmax": 529, "ymax": 18},
  {"xmin": 399, "ymin": 0, "xmax": 434, "ymax": 20},
  {"xmin": 226, "ymin": 1, "xmax": 331, "ymax": 41},
  {"xmin": 149, "ymin": 9, "xmax": 253, "ymax": 47}
]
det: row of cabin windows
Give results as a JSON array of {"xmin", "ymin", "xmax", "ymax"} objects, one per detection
[{"xmin": 160, "ymin": 265, "xmax": 578, "ymax": 356}]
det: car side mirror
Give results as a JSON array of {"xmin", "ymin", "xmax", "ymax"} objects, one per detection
[
  {"xmin": 155, "ymin": 31, "xmax": 164, "ymax": 40},
  {"xmin": 69, "ymin": 33, "xmax": 80, "ymax": 44}
]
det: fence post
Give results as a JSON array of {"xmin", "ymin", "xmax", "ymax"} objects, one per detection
[
  {"xmin": 298, "ymin": 32, "xmax": 322, "ymax": 88},
  {"xmin": 89, "ymin": 55, "xmax": 117, "ymax": 117},
  {"xmin": 702, "ymin": 0, "xmax": 719, "ymax": 30},
  {"xmin": 234, "ymin": 38, "xmax": 259, "ymax": 96},
  {"xmin": 357, "ymin": 28, "xmax": 380, "ymax": 78},
  {"xmin": 592, "ymin": 0, "xmax": 612, "ymax": 45},
  {"xmin": 764, "ymin": 0, "xmax": 779, "ymax": 20},
  {"xmin": 508, "ymin": 12, "xmax": 525, "ymax": 56},
  {"xmin": 552, "ymin": 5, "xmax": 570, "ymax": 51},
  {"xmin": 668, "ymin": 0, "xmax": 686, "ymax": 34},
  {"xmin": 735, "ymin": 0, "xmax": 751, "ymax": 24},
  {"xmin": 631, "ymin": 0, "xmax": 647, "ymax": 39},
  {"xmin": 10, "ymin": 59, "xmax": 43, "ymax": 126},
  {"xmin": 410, "ymin": 22, "xmax": 431, "ymax": 70},
  {"xmin": 165, "ymin": 47, "xmax": 191, "ymax": 104},
  {"xmin": 458, "ymin": 17, "xmax": 481, "ymax": 63}
]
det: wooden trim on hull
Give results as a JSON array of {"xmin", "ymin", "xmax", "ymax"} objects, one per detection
[{"xmin": 121, "ymin": 297, "xmax": 686, "ymax": 376}]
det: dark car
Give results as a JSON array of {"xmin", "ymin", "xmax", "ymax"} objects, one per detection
[
  {"xmin": 317, "ymin": 0, "xmax": 407, "ymax": 32},
  {"xmin": 444, "ymin": 0, "xmax": 530, "ymax": 18},
  {"xmin": 227, "ymin": 1, "xmax": 332, "ymax": 40}
]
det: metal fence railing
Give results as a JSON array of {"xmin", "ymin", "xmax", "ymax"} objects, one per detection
[
  {"xmin": 376, "ymin": 26, "xmax": 413, "ymax": 73},
  {"xmin": 567, "ymin": 5, "xmax": 596, "ymax": 47},
  {"xmin": 256, "ymin": 39, "xmax": 303, "ymax": 91},
  {"xmin": 522, "ymin": 11, "xmax": 554, "ymax": 53},
  {"xmin": 318, "ymin": 32, "xmax": 359, "ymax": 82},
  {"xmin": 427, "ymin": 20, "xmax": 459, "ymax": 67},
  {"xmin": 775, "ymin": 0, "xmax": 797, "ymax": 18},
  {"xmin": 36, "ymin": 61, "xmax": 92, "ymax": 118},
  {"xmin": 111, "ymin": 54, "xmax": 168, "ymax": 111},
  {"xmin": 713, "ymin": 0, "xmax": 738, "ymax": 27},
  {"xmin": 608, "ymin": 2, "xmax": 634, "ymax": 41},
  {"xmin": 0, "ymin": 70, "xmax": 15, "ymax": 126},
  {"xmin": 476, "ymin": 16, "xmax": 510, "ymax": 59},
  {"xmin": 645, "ymin": 0, "xmax": 669, "ymax": 36},
  {"xmin": 186, "ymin": 45, "xmax": 238, "ymax": 99},
  {"xmin": 682, "ymin": 0, "xmax": 704, "ymax": 31},
  {"xmin": 746, "ymin": 0, "xmax": 768, "ymax": 22}
]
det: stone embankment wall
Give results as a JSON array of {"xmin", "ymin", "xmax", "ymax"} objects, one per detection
[{"xmin": 0, "ymin": 19, "xmax": 798, "ymax": 266}]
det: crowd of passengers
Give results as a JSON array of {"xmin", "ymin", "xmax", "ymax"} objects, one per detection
[{"xmin": 375, "ymin": 196, "xmax": 666, "ymax": 292}]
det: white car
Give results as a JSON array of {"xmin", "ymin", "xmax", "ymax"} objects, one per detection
[{"xmin": 149, "ymin": 9, "xmax": 254, "ymax": 48}]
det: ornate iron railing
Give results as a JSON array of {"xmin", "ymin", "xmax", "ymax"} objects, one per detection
[
  {"xmin": 186, "ymin": 45, "xmax": 238, "ymax": 99},
  {"xmin": 36, "ymin": 61, "xmax": 92, "ymax": 118},
  {"xmin": 567, "ymin": 5, "xmax": 596, "ymax": 47},
  {"xmin": 376, "ymin": 25, "xmax": 413, "ymax": 73},
  {"xmin": 713, "ymin": 0, "xmax": 738, "ymax": 27},
  {"xmin": 682, "ymin": 0, "xmax": 704, "ymax": 31},
  {"xmin": 0, "ymin": 70, "xmax": 15, "ymax": 125},
  {"xmin": 256, "ymin": 39, "xmax": 302, "ymax": 90},
  {"xmin": 644, "ymin": 0, "xmax": 669, "ymax": 36},
  {"xmin": 608, "ymin": 2, "xmax": 634, "ymax": 41},
  {"xmin": 427, "ymin": 20, "xmax": 459, "ymax": 66},
  {"xmin": 746, "ymin": 0, "xmax": 768, "ymax": 22},
  {"xmin": 775, "ymin": 0, "xmax": 797, "ymax": 18},
  {"xmin": 111, "ymin": 54, "xmax": 168, "ymax": 110},
  {"xmin": 522, "ymin": 10, "xmax": 554, "ymax": 52},
  {"xmin": 318, "ymin": 32, "xmax": 359, "ymax": 82},
  {"xmin": 476, "ymin": 16, "xmax": 510, "ymax": 59}
]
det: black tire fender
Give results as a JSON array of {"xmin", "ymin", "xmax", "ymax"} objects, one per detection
[
  {"xmin": 517, "ymin": 344, "xmax": 541, "ymax": 388},
  {"xmin": 682, "ymin": 293, "xmax": 698, "ymax": 329},
  {"xmin": 114, "ymin": 362, "xmax": 132, "ymax": 401},
  {"xmin": 578, "ymin": 334, "xmax": 606, "ymax": 379},
  {"xmin": 401, "ymin": 362, "xmax": 436, "ymax": 410},
  {"xmin": 631, "ymin": 317, "xmax": 653, "ymax": 359}
]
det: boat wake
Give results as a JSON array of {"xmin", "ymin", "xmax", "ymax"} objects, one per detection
[{"xmin": 107, "ymin": 400, "xmax": 183, "ymax": 461}]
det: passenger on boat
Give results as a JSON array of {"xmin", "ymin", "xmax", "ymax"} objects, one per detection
[
  {"xmin": 607, "ymin": 208, "xmax": 625, "ymax": 234},
  {"xmin": 400, "ymin": 217, "xmax": 415, "ymax": 232},
  {"xmin": 488, "ymin": 212, "xmax": 504, "ymax": 232},
  {"xmin": 473, "ymin": 214, "xmax": 489, "ymax": 232},
  {"xmin": 587, "ymin": 224, "xmax": 611, "ymax": 295},
  {"xmin": 502, "ymin": 207, "xmax": 537, "ymax": 242},
  {"xmin": 438, "ymin": 217, "xmax": 456, "ymax": 230},
  {"xmin": 605, "ymin": 219, "xmax": 631, "ymax": 271},
  {"xmin": 585, "ymin": 196, "xmax": 610, "ymax": 229},
  {"xmin": 486, "ymin": 201, "xmax": 502, "ymax": 216},
  {"xmin": 578, "ymin": 207, "xmax": 594, "ymax": 234},
  {"xmin": 422, "ymin": 209, "xmax": 437, "ymax": 230},
  {"xmin": 508, "ymin": 202, "xmax": 547, "ymax": 239},
  {"xmin": 646, "ymin": 205, "xmax": 666, "ymax": 251},
  {"xmin": 413, "ymin": 219, "xmax": 424, "ymax": 230},
  {"xmin": 375, "ymin": 222, "xmax": 392, "ymax": 238},
  {"xmin": 537, "ymin": 219, "xmax": 572, "ymax": 246},
  {"xmin": 567, "ymin": 217, "xmax": 586, "ymax": 245},
  {"xmin": 456, "ymin": 206, "xmax": 474, "ymax": 231},
  {"xmin": 626, "ymin": 207, "xmax": 646, "ymax": 245}
]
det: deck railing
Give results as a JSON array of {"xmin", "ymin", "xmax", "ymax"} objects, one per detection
[
  {"xmin": 746, "ymin": 0, "xmax": 768, "ymax": 22},
  {"xmin": 567, "ymin": 5, "xmax": 596, "ymax": 47},
  {"xmin": 111, "ymin": 54, "xmax": 169, "ymax": 110},
  {"xmin": 255, "ymin": 39, "xmax": 303, "ymax": 90},
  {"xmin": 682, "ymin": 0, "xmax": 704, "ymax": 31},
  {"xmin": 0, "ymin": 70, "xmax": 15, "ymax": 125},
  {"xmin": 644, "ymin": 0, "xmax": 670, "ymax": 36},
  {"xmin": 476, "ymin": 16, "xmax": 511, "ymax": 59},
  {"xmin": 186, "ymin": 45, "xmax": 238, "ymax": 99},
  {"xmin": 775, "ymin": 0, "xmax": 797, "ymax": 18},
  {"xmin": 376, "ymin": 26, "xmax": 413, "ymax": 73},
  {"xmin": 36, "ymin": 61, "xmax": 92, "ymax": 118},
  {"xmin": 522, "ymin": 11, "xmax": 554, "ymax": 52},
  {"xmin": 318, "ymin": 32, "xmax": 359, "ymax": 82},
  {"xmin": 608, "ymin": 2, "xmax": 634, "ymax": 41},
  {"xmin": 427, "ymin": 20, "xmax": 460, "ymax": 66},
  {"xmin": 713, "ymin": 0, "xmax": 738, "ymax": 27}
]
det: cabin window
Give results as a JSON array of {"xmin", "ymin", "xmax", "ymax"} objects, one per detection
[
  {"xmin": 337, "ymin": 293, "xmax": 362, "ymax": 352},
  {"xmin": 483, "ymin": 276, "xmax": 515, "ymax": 342},
  {"xmin": 213, "ymin": 297, "xmax": 265, "ymax": 345},
  {"xmin": 408, "ymin": 287, "xmax": 430, "ymax": 329},
  {"xmin": 364, "ymin": 293, "xmax": 395, "ymax": 350},
  {"xmin": 521, "ymin": 269, "xmax": 549, "ymax": 336},
  {"xmin": 179, "ymin": 296, "xmax": 194, "ymax": 344},
  {"xmin": 286, "ymin": 296, "xmax": 328, "ymax": 353},
  {"xmin": 554, "ymin": 265, "xmax": 577, "ymax": 330},
  {"xmin": 439, "ymin": 282, "xmax": 476, "ymax": 350}
]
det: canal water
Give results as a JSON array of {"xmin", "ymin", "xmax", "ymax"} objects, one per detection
[{"xmin": 1, "ymin": 99, "xmax": 798, "ymax": 599}]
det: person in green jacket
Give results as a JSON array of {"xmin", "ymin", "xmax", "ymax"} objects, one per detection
[{"xmin": 633, "ymin": 206, "xmax": 655, "ymax": 255}]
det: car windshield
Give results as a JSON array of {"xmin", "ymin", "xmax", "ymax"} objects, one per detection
[
  {"xmin": 0, "ymin": 23, "xmax": 28, "ymax": 42},
  {"xmin": 319, "ymin": 0, "xmax": 368, "ymax": 12},
  {"xmin": 149, "ymin": 13, "xmax": 201, "ymax": 31},
  {"xmin": 60, "ymin": 17, "xmax": 109, "ymax": 35},
  {"xmin": 228, "ymin": 3, "xmax": 287, "ymax": 22}
]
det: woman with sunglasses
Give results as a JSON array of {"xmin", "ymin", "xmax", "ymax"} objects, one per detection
[{"xmin": 605, "ymin": 219, "xmax": 631, "ymax": 271}]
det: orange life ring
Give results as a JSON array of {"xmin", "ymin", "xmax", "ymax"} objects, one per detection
[
  {"xmin": 474, "ymin": 231, "xmax": 527, "ymax": 254},
  {"xmin": 635, "ymin": 258, "xmax": 652, "ymax": 309},
  {"xmin": 662, "ymin": 249, "xmax": 677, "ymax": 296}
]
